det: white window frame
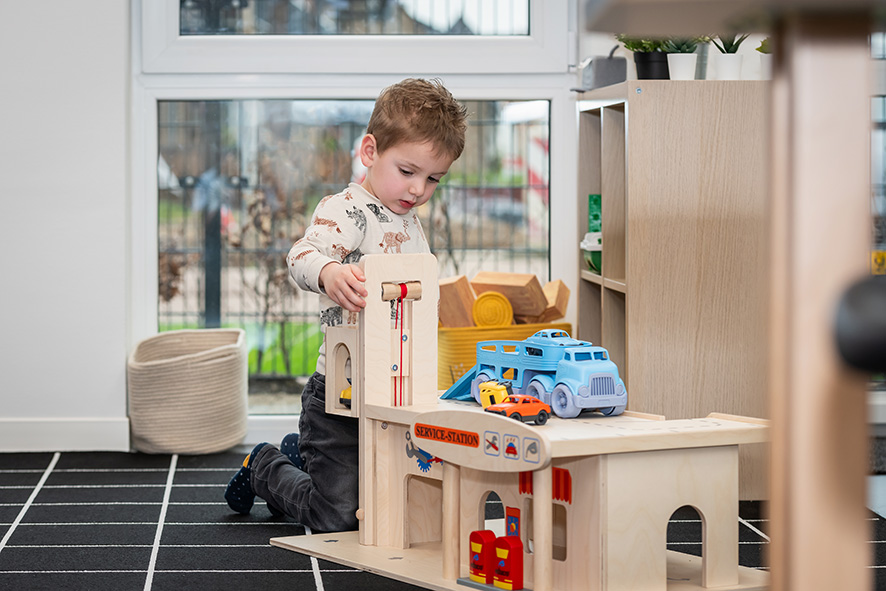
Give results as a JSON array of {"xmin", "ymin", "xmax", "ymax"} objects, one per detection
[{"xmin": 142, "ymin": 0, "xmax": 569, "ymax": 74}]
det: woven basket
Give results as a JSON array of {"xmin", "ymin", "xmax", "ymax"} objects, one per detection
[
  {"xmin": 128, "ymin": 329, "xmax": 248, "ymax": 454},
  {"xmin": 438, "ymin": 322, "xmax": 571, "ymax": 390}
]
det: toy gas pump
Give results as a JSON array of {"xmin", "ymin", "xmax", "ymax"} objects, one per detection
[
  {"xmin": 469, "ymin": 529, "xmax": 497, "ymax": 585},
  {"xmin": 493, "ymin": 535, "xmax": 524, "ymax": 590}
]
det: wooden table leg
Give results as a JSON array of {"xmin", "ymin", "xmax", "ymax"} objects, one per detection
[{"xmin": 768, "ymin": 13, "xmax": 873, "ymax": 591}]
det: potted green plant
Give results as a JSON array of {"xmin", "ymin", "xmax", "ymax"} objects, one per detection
[
  {"xmin": 616, "ymin": 34, "xmax": 669, "ymax": 80},
  {"xmin": 756, "ymin": 37, "xmax": 772, "ymax": 79},
  {"xmin": 711, "ymin": 33, "xmax": 749, "ymax": 80},
  {"xmin": 662, "ymin": 37, "xmax": 708, "ymax": 80}
]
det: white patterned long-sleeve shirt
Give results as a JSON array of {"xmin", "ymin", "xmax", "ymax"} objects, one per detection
[{"xmin": 287, "ymin": 182, "xmax": 430, "ymax": 374}]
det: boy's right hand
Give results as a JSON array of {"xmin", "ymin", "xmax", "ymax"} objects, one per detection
[{"xmin": 319, "ymin": 262, "xmax": 368, "ymax": 312}]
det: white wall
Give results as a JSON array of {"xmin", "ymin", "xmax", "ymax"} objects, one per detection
[{"xmin": 0, "ymin": 2, "xmax": 131, "ymax": 450}]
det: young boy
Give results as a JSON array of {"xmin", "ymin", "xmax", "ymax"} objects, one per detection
[{"xmin": 225, "ymin": 78, "xmax": 468, "ymax": 532}]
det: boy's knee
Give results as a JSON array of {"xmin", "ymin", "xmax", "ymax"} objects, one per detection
[
  {"xmin": 313, "ymin": 502, "xmax": 358, "ymax": 533},
  {"xmin": 334, "ymin": 508, "xmax": 359, "ymax": 532},
  {"xmin": 333, "ymin": 493, "xmax": 360, "ymax": 530}
]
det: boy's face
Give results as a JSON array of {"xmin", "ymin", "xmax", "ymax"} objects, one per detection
[{"xmin": 359, "ymin": 135, "xmax": 454, "ymax": 216}]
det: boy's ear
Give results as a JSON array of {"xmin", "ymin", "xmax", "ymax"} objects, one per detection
[{"xmin": 358, "ymin": 134, "xmax": 378, "ymax": 167}]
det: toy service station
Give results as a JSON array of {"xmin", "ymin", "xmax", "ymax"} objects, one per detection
[{"xmin": 270, "ymin": 254, "xmax": 770, "ymax": 591}]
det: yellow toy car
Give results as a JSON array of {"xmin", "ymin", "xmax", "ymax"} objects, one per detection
[
  {"xmin": 477, "ymin": 380, "xmax": 513, "ymax": 409},
  {"xmin": 340, "ymin": 386, "xmax": 352, "ymax": 408}
]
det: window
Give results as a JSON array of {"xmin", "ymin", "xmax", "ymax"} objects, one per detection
[
  {"xmin": 180, "ymin": 0, "xmax": 530, "ymax": 36},
  {"xmin": 156, "ymin": 97, "xmax": 550, "ymax": 405},
  {"xmin": 869, "ymin": 33, "xmax": 885, "ymax": 393},
  {"xmin": 871, "ymin": 96, "xmax": 886, "ymax": 268},
  {"xmin": 870, "ymin": 34, "xmax": 886, "ymax": 270},
  {"xmin": 134, "ymin": 0, "xmax": 576, "ymax": 417},
  {"xmin": 142, "ymin": 0, "xmax": 568, "ymax": 73},
  {"xmin": 482, "ymin": 490, "xmax": 505, "ymax": 533},
  {"xmin": 523, "ymin": 498, "xmax": 567, "ymax": 561}
]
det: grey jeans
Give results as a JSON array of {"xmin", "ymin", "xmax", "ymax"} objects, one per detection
[{"xmin": 249, "ymin": 372, "xmax": 359, "ymax": 532}]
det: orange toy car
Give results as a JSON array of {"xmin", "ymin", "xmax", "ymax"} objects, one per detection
[{"xmin": 484, "ymin": 394, "xmax": 552, "ymax": 425}]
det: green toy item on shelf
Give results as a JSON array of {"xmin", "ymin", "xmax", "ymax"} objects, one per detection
[
  {"xmin": 588, "ymin": 193, "xmax": 601, "ymax": 232},
  {"xmin": 582, "ymin": 194, "xmax": 602, "ymax": 274}
]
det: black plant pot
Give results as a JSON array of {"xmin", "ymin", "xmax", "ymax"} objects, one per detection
[{"xmin": 634, "ymin": 52, "xmax": 670, "ymax": 80}]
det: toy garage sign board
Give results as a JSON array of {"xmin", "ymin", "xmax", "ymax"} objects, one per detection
[{"xmin": 411, "ymin": 409, "xmax": 552, "ymax": 472}]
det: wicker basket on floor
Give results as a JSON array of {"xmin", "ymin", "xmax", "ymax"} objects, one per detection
[{"xmin": 128, "ymin": 329, "xmax": 248, "ymax": 454}]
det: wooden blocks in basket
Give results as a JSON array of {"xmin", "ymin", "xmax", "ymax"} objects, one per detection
[
  {"xmin": 438, "ymin": 272, "xmax": 570, "ymax": 328},
  {"xmin": 439, "ymin": 275, "xmax": 476, "ymax": 327},
  {"xmin": 533, "ymin": 279, "xmax": 571, "ymax": 324},
  {"xmin": 472, "ymin": 291, "xmax": 515, "ymax": 327},
  {"xmin": 471, "ymin": 271, "xmax": 547, "ymax": 318}
]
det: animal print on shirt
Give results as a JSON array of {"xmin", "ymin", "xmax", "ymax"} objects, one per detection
[
  {"xmin": 342, "ymin": 249, "xmax": 363, "ymax": 265},
  {"xmin": 289, "ymin": 248, "xmax": 311, "ymax": 262},
  {"xmin": 330, "ymin": 244, "xmax": 351, "ymax": 261},
  {"xmin": 379, "ymin": 220, "xmax": 411, "ymax": 254},
  {"xmin": 345, "ymin": 206, "xmax": 367, "ymax": 233},
  {"xmin": 320, "ymin": 306, "xmax": 343, "ymax": 327},
  {"xmin": 366, "ymin": 203, "xmax": 392, "ymax": 223},
  {"xmin": 314, "ymin": 216, "xmax": 342, "ymax": 233}
]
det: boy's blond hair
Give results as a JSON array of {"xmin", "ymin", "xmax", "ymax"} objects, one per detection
[{"xmin": 367, "ymin": 78, "xmax": 468, "ymax": 161}]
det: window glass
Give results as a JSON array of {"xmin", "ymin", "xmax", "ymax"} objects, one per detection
[
  {"xmin": 872, "ymin": 96, "xmax": 886, "ymax": 264},
  {"xmin": 873, "ymin": 32, "xmax": 886, "ymax": 59},
  {"xmin": 180, "ymin": 0, "xmax": 529, "ymax": 36},
  {"xmin": 157, "ymin": 97, "xmax": 550, "ymax": 412},
  {"xmin": 870, "ymin": 32, "xmax": 885, "ymax": 392}
]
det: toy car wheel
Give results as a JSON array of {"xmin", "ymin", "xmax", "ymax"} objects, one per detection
[
  {"xmin": 601, "ymin": 404, "xmax": 626, "ymax": 416},
  {"xmin": 526, "ymin": 380, "xmax": 548, "ymax": 403},
  {"xmin": 511, "ymin": 413, "xmax": 523, "ymax": 422},
  {"xmin": 551, "ymin": 384, "xmax": 580, "ymax": 418},
  {"xmin": 535, "ymin": 409, "xmax": 548, "ymax": 425},
  {"xmin": 470, "ymin": 372, "xmax": 494, "ymax": 405}
]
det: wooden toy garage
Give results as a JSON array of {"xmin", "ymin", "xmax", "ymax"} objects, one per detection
[{"xmin": 271, "ymin": 253, "xmax": 769, "ymax": 591}]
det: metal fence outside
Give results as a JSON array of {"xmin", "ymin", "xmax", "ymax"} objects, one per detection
[{"xmin": 157, "ymin": 98, "xmax": 550, "ymax": 408}]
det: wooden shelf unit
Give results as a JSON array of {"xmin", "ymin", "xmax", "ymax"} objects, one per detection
[{"xmin": 576, "ymin": 81, "xmax": 770, "ymax": 498}]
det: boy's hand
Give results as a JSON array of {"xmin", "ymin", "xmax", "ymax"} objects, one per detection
[{"xmin": 319, "ymin": 262, "xmax": 368, "ymax": 312}]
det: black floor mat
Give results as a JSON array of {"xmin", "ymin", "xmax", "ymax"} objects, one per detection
[{"xmin": 0, "ymin": 451, "xmax": 880, "ymax": 590}]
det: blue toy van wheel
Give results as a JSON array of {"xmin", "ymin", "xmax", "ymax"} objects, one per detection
[
  {"xmin": 525, "ymin": 380, "xmax": 547, "ymax": 403},
  {"xmin": 551, "ymin": 384, "xmax": 580, "ymax": 418},
  {"xmin": 601, "ymin": 405, "xmax": 626, "ymax": 416},
  {"xmin": 470, "ymin": 372, "xmax": 494, "ymax": 404}
]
